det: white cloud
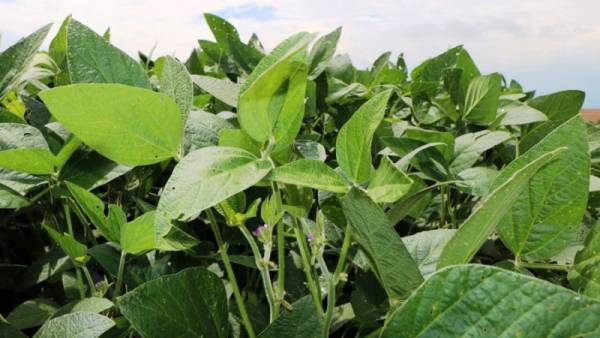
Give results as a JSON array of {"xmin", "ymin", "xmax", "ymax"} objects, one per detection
[{"xmin": 1, "ymin": 0, "xmax": 599, "ymax": 106}]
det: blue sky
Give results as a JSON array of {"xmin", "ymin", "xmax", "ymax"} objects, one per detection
[{"xmin": 1, "ymin": 0, "xmax": 599, "ymax": 107}]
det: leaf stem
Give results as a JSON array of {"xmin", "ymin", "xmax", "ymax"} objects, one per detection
[
  {"xmin": 64, "ymin": 203, "xmax": 85, "ymax": 299},
  {"xmin": 322, "ymin": 225, "xmax": 352, "ymax": 337},
  {"xmin": 515, "ymin": 260, "xmax": 571, "ymax": 271},
  {"xmin": 113, "ymin": 251, "xmax": 127, "ymax": 301},
  {"xmin": 274, "ymin": 220, "xmax": 285, "ymax": 319},
  {"xmin": 54, "ymin": 135, "xmax": 82, "ymax": 173},
  {"xmin": 82, "ymin": 265, "xmax": 97, "ymax": 296},
  {"xmin": 206, "ymin": 209, "xmax": 256, "ymax": 338},
  {"xmin": 293, "ymin": 217, "xmax": 324, "ymax": 316},
  {"xmin": 239, "ymin": 223, "xmax": 277, "ymax": 322}
]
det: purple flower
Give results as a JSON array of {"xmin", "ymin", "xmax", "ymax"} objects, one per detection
[
  {"xmin": 253, "ymin": 224, "xmax": 268, "ymax": 237},
  {"xmin": 307, "ymin": 233, "xmax": 314, "ymax": 242}
]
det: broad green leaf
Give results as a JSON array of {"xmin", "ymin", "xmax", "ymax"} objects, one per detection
[
  {"xmin": 307, "ymin": 27, "xmax": 342, "ymax": 79},
  {"xmin": 411, "ymin": 45, "xmax": 480, "ymax": 103},
  {"xmin": 218, "ymin": 129, "xmax": 261, "ymax": 156},
  {"xmin": 520, "ymin": 90, "xmax": 585, "ymax": 152},
  {"xmin": 155, "ymin": 56, "xmax": 193, "ymax": 120},
  {"xmin": 157, "ymin": 146, "xmax": 271, "ymax": 231},
  {"xmin": 238, "ymin": 32, "xmax": 313, "ymax": 145},
  {"xmin": 119, "ymin": 267, "xmax": 228, "ymax": 338},
  {"xmin": 569, "ymin": 221, "xmax": 600, "ymax": 299},
  {"xmin": 44, "ymin": 227, "xmax": 87, "ymax": 264},
  {"xmin": 267, "ymin": 159, "xmax": 349, "ymax": 193},
  {"xmin": 494, "ymin": 116, "xmax": 589, "ymax": 259},
  {"xmin": 402, "ymin": 229, "xmax": 456, "ymax": 278},
  {"xmin": 497, "ymin": 100, "xmax": 547, "ymax": 125},
  {"xmin": 438, "ymin": 148, "xmax": 564, "ymax": 268},
  {"xmin": 0, "ymin": 123, "xmax": 55, "ymax": 175},
  {"xmin": 59, "ymin": 151, "xmax": 131, "ymax": 190},
  {"xmin": 52, "ymin": 298, "xmax": 113, "ymax": 318},
  {"xmin": 367, "ymin": 156, "xmax": 413, "ymax": 203},
  {"xmin": 336, "ymin": 90, "xmax": 392, "ymax": 183},
  {"xmin": 40, "ymin": 84, "xmax": 182, "ymax": 166},
  {"xmin": 295, "ymin": 139, "xmax": 326, "ymax": 162},
  {"xmin": 66, "ymin": 181, "xmax": 123, "ymax": 243},
  {"xmin": 23, "ymin": 249, "xmax": 72, "ymax": 287},
  {"xmin": 6, "ymin": 299, "xmax": 58, "ymax": 330},
  {"xmin": 456, "ymin": 166, "xmax": 498, "ymax": 197},
  {"xmin": 341, "ymin": 188, "xmax": 423, "ymax": 303},
  {"xmin": 450, "ymin": 130, "xmax": 511, "ymax": 174},
  {"xmin": 184, "ymin": 110, "xmax": 233, "ymax": 153},
  {"xmin": 403, "ymin": 127, "xmax": 454, "ymax": 161},
  {"xmin": 0, "ymin": 168, "xmax": 44, "ymax": 195},
  {"xmin": 33, "ymin": 312, "xmax": 114, "ymax": 338},
  {"xmin": 203, "ymin": 13, "xmax": 263, "ymax": 73},
  {"xmin": 257, "ymin": 296, "xmax": 323, "ymax": 338},
  {"xmin": 463, "ymin": 73, "xmax": 502, "ymax": 125},
  {"xmin": 0, "ymin": 24, "xmax": 51, "ymax": 97},
  {"xmin": 191, "ymin": 75, "xmax": 240, "ymax": 107},
  {"xmin": 49, "ymin": 17, "xmax": 150, "ymax": 88},
  {"xmin": 381, "ymin": 265, "xmax": 600, "ymax": 338},
  {"xmin": 0, "ymin": 184, "xmax": 29, "ymax": 209},
  {"xmin": 120, "ymin": 211, "xmax": 157, "ymax": 255},
  {"xmin": 386, "ymin": 181, "xmax": 439, "ymax": 225}
]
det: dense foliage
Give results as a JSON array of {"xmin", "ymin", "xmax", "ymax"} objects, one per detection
[{"xmin": 1, "ymin": 13, "xmax": 599, "ymax": 337}]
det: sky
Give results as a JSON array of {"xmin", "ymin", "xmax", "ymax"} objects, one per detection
[{"xmin": 1, "ymin": 0, "xmax": 599, "ymax": 107}]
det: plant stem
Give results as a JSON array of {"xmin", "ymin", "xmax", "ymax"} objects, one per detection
[
  {"xmin": 439, "ymin": 185, "xmax": 447, "ymax": 227},
  {"xmin": 516, "ymin": 260, "xmax": 570, "ymax": 271},
  {"xmin": 239, "ymin": 224, "xmax": 277, "ymax": 322},
  {"xmin": 82, "ymin": 265, "xmax": 97, "ymax": 296},
  {"xmin": 54, "ymin": 135, "xmax": 82, "ymax": 172},
  {"xmin": 64, "ymin": 203, "xmax": 85, "ymax": 299},
  {"xmin": 323, "ymin": 226, "xmax": 352, "ymax": 337},
  {"xmin": 29, "ymin": 184, "xmax": 51, "ymax": 204},
  {"xmin": 206, "ymin": 209, "xmax": 256, "ymax": 338},
  {"xmin": 274, "ymin": 220, "xmax": 285, "ymax": 319},
  {"xmin": 293, "ymin": 218, "xmax": 324, "ymax": 316},
  {"xmin": 113, "ymin": 252, "xmax": 127, "ymax": 301}
]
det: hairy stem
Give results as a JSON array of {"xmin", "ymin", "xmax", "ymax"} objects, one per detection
[
  {"xmin": 206, "ymin": 209, "xmax": 256, "ymax": 338},
  {"xmin": 293, "ymin": 218, "xmax": 324, "ymax": 316},
  {"xmin": 113, "ymin": 252, "xmax": 127, "ymax": 301},
  {"xmin": 323, "ymin": 226, "xmax": 352, "ymax": 337}
]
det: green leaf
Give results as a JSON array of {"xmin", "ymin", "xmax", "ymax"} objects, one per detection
[
  {"xmin": 191, "ymin": 75, "xmax": 240, "ymax": 107},
  {"xmin": 336, "ymin": 90, "xmax": 392, "ymax": 184},
  {"xmin": 367, "ymin": 156, "xmax": 413, "ymax": 203},
  {"xmin": 494, "ymin": 116, "xmax": 589, "ymax": 259},
  {"xmin": 463, "ymin": 73, "xmax": 502, "ymax": 125},
  {"xmin": 52, "ymin": 298, "xmax": 113, "ymax": 318},
  {"xmin": 184, "ymin": 110, "xmax": 233, "ymax": 153},
  {"xmin": 66, "ymin": 181, "xmax": 123, "ymax": 243},
  {"xmin": 402, "ymin": 229, "xmax": 456, "ymax": 278},
  {"xmin": 340, "ymin": 188, "xmax": 423, "ymax": 303},
  {"xmin": 267, "ymin": 159, "xmax": 349, "ymax": 193},
  {"xmin": 59, "ymin": 151, "xmax": 131, "ymax": 190},
  {"xmin": 381, "ymin": 265, "xmax": 600, "ymax": 338},
  {"xmin": 569, "ymin": 221, "xmax": 600, "ymax": 299},
  {"xmin": 295, "ymin": 139, "xmax": 326, "ymax": 162},
  {"xmin": 120, "ymin": 211, "xmax": 157, "ymax": 255},
  {"xmin": 33, "ymin": 312, "xmax": 114, "ymax": 338},
  {"xmin": 155, "ymin": 56, "xmax": 193, "ymax": 120},
  {"xmin": 238, "ymin": 32, "xmax": 313, "ymax": 145},
  {"xmin": 437, "ymin": 148, "xmax": 564, "ymax": 268},
  {"xmin": 6, "ymin": 299, "xmax": 58, "ymax": 330},
  {"xmin": 218, "ymin": 128, "xmax": 261, "ymax": 156},
  {"xmin": 49, "ymin": 17, "xmax": 150, "ymax": 88},
  {"xmin": 0, "ymin": 24, "xmax": 51, "ymax": 97},
  {"xmin": 0, "ymin": 184, "xmax": 30, "ymax": 209},
  {"xmin": 0, "ymin": 123, "xmax": 55, "ymax": 175},
  {"xmin": 157, "ymin": 146, "xmax": 271, "ymax": 232},
  {"xmin": 44, "ymin": 226, "xmax": 87, "ymax": 264},
  {"xmin": 456, "ymin": 166, "xmax": 499, "ymax": 197},
  {"xmin": 257, "ymin": 296, "xmax": 323, "ymax": 338},
  {"xmin": 307, "ymin": 27, "xmax": 342, "ymax": 79},
  {"xmin": 39, "ymin": 83, "xmax": 182, "ymax": 166},
  {"xmin": 520, "ymin": 90, "xmax": 585, "ymax": 152},
  {"xmin": 119, "ymin": 267, "xmax": 228, "ymax": 338},
  {"xmin": 450, "ymin": 130, "xmax": 511, "ymax": 174},
  {"xmin": 411, "ymin": 45, "xmax": 480, "ymax": 103},
  {"xmin": 497, "ymin": 100, "xmax": 548, "ymax": 125}
]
